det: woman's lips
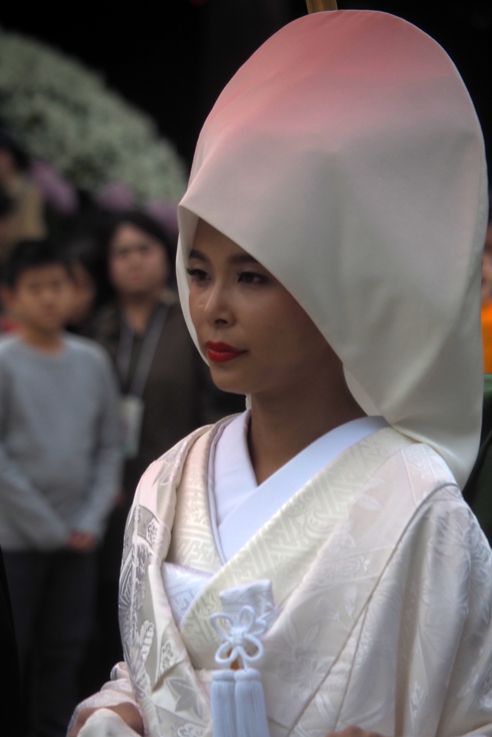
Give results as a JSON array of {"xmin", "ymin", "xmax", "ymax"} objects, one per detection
[{"xmin": 206, "ymin": 341, "xmax": 246, "ymax": 363}]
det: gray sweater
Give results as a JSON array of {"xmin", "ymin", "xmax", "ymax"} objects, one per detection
[{"xmin": 0, "ymin": 334, "xmax": 122, "ymax": 551}]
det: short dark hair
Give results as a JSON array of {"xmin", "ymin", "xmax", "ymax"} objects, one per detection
[
  {"xmin": 2, "ymin": 239, "xmax": 71, "ymax": 288},
  {"xmin": 106, "ymin": 210, "xmax": 175, "ymax": 264},
  {"xmin": 0, "ymin": 184, "xmax": 15, "ymax": 218},
  {"xmin": 0, "ymin": 129, "xmax": 30, "ymax": 172}
]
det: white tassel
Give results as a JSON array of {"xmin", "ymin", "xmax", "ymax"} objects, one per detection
[
  {"xmin": 234, "ymin": 669, "xmax": 270, "ymax": 737},
  {"xmin": 210, "ymin": 584, "xmax": 275, "ymax": 737},
  {"xmin": 211, "ymin": 670, "xmax": 236, "ymax": 737}
]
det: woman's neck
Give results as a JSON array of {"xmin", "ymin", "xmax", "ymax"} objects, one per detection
[
  {"xmin": 248, "ymin": 377, "xmax": 364, "ymax": 485},
  {"xmin": 121, "ymin": 292, "xmax": 161, "ymax": 334}
]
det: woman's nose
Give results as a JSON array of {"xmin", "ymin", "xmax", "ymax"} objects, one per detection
[
  {"xmin": 203, "ymin": 282, "xmax": 234, "ymax": 326},
  {"xmin": 127, "ymin": 250, "xmax": 143, "ymax": 266}
]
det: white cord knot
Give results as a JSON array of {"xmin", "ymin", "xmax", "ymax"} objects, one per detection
[
  {"xmin": 209, "ymin": 581, "xmax": 276, "ymax": 670},
  {"xmin": 211, "ymin": 603, "xmax": 269, "ymax": 668}
]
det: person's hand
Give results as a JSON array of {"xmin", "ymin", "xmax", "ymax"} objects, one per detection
[
  {"xmin": 68, "ymin": 702, "xmax": 144, "ymax": 736},
  {"xmin": 326, "ymin": 727, "xmax": 387, "ymax": 737},
  {"xmin": 66, "ymin": 530, "xmax": 97, "ymax": 552}
]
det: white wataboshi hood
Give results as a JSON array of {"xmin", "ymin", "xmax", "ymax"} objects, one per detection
[{"xmin": 176, "ymin": 10, "xmax": 488, "ymax": 487}]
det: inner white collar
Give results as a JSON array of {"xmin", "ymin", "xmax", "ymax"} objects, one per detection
[{"xmin": 212, "ymin": 412, "xmax": 387, "ymax": 561}]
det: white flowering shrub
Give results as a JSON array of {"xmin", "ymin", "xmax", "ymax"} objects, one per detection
[{"xmin": 0, "ymin": 29, "xmax": 186, "ymax": 202}]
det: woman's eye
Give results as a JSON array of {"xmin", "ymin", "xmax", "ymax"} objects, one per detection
[
  {"xmin": 186, "ymin": 267, "xmax": 209, "ymax": 282},
  {"xmin": 238, "ymin": 271, "xmax": 268, "ymax": 285}
]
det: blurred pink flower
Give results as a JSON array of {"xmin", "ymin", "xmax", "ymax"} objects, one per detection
[
  {"xmin": 96, "ymin": 181, "xmax": 136, "ymax": 211},
  {"xmin": 144, "ymin": 200, "xmax": 178, "ymax": 239},
  {"xmin": 31, "ymin": 161, "xmax": 78, "ymax": 215}
]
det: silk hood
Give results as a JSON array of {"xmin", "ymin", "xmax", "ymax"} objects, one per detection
[{"xmin": 176, "ymin": 10, "xmax": 488, "ymax": 487}]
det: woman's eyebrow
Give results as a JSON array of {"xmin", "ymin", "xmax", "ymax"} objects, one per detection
[
  {"xmin": 228, "ymin": 253, "xmax": 260, "ymax": 265},
  {"xmin": 188, "ymin": 248, "xmax": 207, "ymax": 261},
  {"xmin": 188, "ymin": 248, "xmax": 260, "ymax": 266}
]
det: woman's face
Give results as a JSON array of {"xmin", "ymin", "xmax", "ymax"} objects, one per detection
[
  {"xmin": 109, "ymin": 223, "xmax": 169, "ymax": 298},
  {"xmin": 188, "ymin": 219, "xmax": 339, "ymax": 398}
]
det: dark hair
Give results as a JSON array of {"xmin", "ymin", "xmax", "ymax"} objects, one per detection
[
  {"xmin": 0, "ymin": 129, "xmax": 30, "ymax": 172},
  {"xmin": 2, "ymin": 239, "xmax": 71, "ymax": 288},
  {"xmin": 106, "ymin": 209, "xmax": 175, "ymax": 264},
  {"xmin": 64, "ymin": 234, "xmax": 112, "ymax": 308},
  {"xmin": 0, "ymin": 184, "xmax": 15, "ymax": 218}
]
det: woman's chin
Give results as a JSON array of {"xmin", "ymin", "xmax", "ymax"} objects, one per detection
[{"xmin": 209, "ymin": 370, "xmax": 250, "ymax": 396}]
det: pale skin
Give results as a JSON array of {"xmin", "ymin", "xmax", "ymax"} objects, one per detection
[{"xmin": 69, "ymin": 220, "xmax": 385, "ymax": 737}]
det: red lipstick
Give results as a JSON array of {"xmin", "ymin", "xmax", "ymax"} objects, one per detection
[{"xmin": 206, "ymin": 341, "xmax": 246, "ymax": 363}]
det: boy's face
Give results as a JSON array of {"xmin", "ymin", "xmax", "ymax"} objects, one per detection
[{"xmin": 5, "ymin": 264, "xmax": 73, "ymax": 334}]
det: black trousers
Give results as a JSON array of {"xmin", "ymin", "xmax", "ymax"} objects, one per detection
[
  {"xmin": 0, "ymin": 547, "xmax": 21, "ymax": 737},
  {"xmin": 3, "ymin": 549, "xmax": 97, "ymax": 737}
]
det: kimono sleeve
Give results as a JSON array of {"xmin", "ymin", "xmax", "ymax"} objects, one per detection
[
  {"xmin": 333, "ymin": 483, "xmax": 492, "ymax": 737},
  {"xmin": 435, "ymin": 498, "xmax": 492, "ymax": 737},
  {"xmin": 67, "ymin": 661, "xmax": 142, "ymax": 736}
]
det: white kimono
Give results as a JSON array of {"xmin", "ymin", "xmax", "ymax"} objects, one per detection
[
  {"xmin": 73, "ymin": 10, "xmax": 491, "ymax": 734},
  {"xmin": 74, "ymin": 415, "xmax": 492, "ymax": 737}
]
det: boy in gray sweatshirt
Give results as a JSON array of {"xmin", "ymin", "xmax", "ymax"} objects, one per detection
[{"xmin": 0, "ymin": 239, "xmax": 121, "ymax": 737}]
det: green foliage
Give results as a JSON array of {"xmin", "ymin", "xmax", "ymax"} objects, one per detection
[{"xmin": 0, "ymin": 29, "xmax": 186, "ymax": 202}]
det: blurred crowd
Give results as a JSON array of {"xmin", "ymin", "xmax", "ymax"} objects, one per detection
[{"xmin": 0, "ymin": 127, "xmax": 241, "ymax": 737}]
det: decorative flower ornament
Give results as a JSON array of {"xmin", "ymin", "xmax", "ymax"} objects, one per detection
[{"xmin": 210, "ymin": 604, "xmax": 270, "ymax": 668}]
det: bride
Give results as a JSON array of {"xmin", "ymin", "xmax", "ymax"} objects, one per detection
[{"xmin": 69, "ymin": 8, "xmax": 492, "ymax": 737}]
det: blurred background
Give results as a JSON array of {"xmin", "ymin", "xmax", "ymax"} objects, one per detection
[
  {"xmin": 2, "ymin": 0, "xmax": 491, "ymax": 176},
  {"xmin": 0, "ymin": 1, "xmax": 490, "ymax": 263}
]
